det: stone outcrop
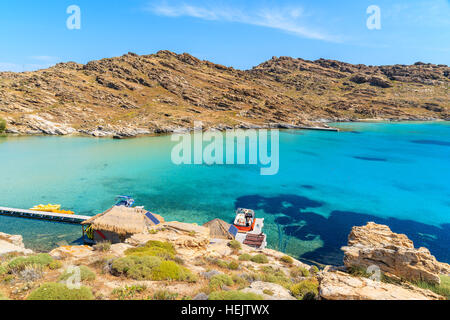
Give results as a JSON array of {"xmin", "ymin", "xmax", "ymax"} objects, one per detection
[
  {"xmin": 0, "ymin": 232, "xmax": 33, "ymax": 256},
  {"xmin": 318, "ymin": 271, "xmax": 445, "ymax": 300},
  {"xmin": 126, "ymin": 221, "xmax": 210, "ymax": 249},
  {"xmin": 342, "ymin": 222, "xmax": 450, "ymax": 285},
  {"xmin": 242, "ymin": 281, "xmax": 296, "ymax": 300},
  {"xmin": 49, "ymin": 245, "xmax": 94, "ymax": 259}
]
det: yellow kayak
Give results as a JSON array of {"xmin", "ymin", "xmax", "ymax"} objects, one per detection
[{"xmin": 30, "ymin": 204, "xmax": 74, "ymax": 215}]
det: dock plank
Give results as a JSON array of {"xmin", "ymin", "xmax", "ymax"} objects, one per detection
[{"xmin": 0, "ymin": 206, "xmax": 91, "ymax": 224}]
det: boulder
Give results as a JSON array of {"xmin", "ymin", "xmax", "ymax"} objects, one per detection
[
  {"xmin": 49, "ymin": 245, "xmax": 94, "ymax": 259},
  {"xmin": 369, "ymin": 76, "xmax": 392, "ymax": 88},
  {"xmin": 193, "ymin": 293, "xmax": 209, "ymax": 300},
  {"xmin": 0, "ymin": 232, "xmax": 33, "ymax": 256},
  {"xmin": 109, "ymin": 243, "xmax": 133, "ymax": 257},
  {"xmin": 126, "ymin": 222, "xmax": 210, "ymax": 249},
  {"xmin": 342, "ymin": 222, "xmax": 450, "ymax": 285},
  {"xmin": 241, "ymin": 281, "xmax": 296, "ymax": 300},
  {"xmin": 318, "ymin": 271, "xmax": 444, "ymax": 300}
]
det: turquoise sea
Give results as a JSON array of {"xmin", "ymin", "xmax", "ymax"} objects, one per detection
[{"xmin": 0, "ymin": 122, "xmax": 449, "ymax": 265}]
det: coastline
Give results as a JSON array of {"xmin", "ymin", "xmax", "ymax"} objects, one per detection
[{"xmin": 2, "ymin": 118, "xmax": 449, "ymax": 139}]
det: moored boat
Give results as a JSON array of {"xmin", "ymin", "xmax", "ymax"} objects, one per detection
[{"xmin": 233, "ymin": 208, "xmax": 256, "ymax": 232}]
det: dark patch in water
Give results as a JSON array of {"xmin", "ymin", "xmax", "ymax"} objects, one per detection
[
  {"xmin": 235, "ymin": 194, "xmax": 450, "ymax": 265},
  {"xmin": 275, "ymin": 216, "xmax": 292, "ymax": 225},
  {"xmin": 301, "ymin": 185, "xmax": 315, "ymax": 190},
  {"xmin": 411, "ymin": 140, "xmax": 450, "ymax": 146},
  {"xmin": 353, "ymin": 156, "xmax": 387, "ymax": 162}
]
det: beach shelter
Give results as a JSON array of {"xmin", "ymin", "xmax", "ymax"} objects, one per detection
[
  {"xmin": 82, "ymin": 206, "xmax": 164, "ymax": 243},
  {"xmin": 203, "ymin": 219, "xmax": 235, "ymax": 240}
]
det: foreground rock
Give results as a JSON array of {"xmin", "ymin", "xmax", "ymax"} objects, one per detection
[
  {"xmin": 242, "ymin": 281, "xmax": 296, "ymax": 300},
  {"xmin": 342, "ymin": 222, "xmax": 450, "ymax": 285},
  {"xmin": 126, "ymin": 221, "xmax": 210, "ymax": 249},
  {"xmin": 318, "ymin": 271, "xmax": 444, "ymax": 300},
  {"xmin": 0, "ymin": 232, "xmax": 33, "ymax": 256},
  {"xmin": 49, "ymin": 245, "xmax": 94, "ymax": 259}
]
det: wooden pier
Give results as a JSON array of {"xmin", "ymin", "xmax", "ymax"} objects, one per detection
[{"xmin": 0, "ymin": 206, "xmax": 91, "ymax": 225}]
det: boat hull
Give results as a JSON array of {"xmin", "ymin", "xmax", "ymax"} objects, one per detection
[{"xmin": 234, "ymin": 218, "xmax": 256, "ymax": 233}]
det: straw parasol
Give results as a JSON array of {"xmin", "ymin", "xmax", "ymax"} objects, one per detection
[
  {"xmin": 203, "ymin": 219, "xmax": 234, "ymax": 240},
  {"xmin": 82, "ymin": 206, "xmax": 161, "ymax": 235}
]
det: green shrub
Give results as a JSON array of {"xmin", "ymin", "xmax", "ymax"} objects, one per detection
[
  {"xmin": 112, "ymin": 256, "xmax": 162, "ymax": 280},
  {"xmin": 112, "ymin": 285, "xmax": 147, "ymax": 300},
  {"xmin": 27, "ymin": 282, "xmax": 94, "ymax": 300},
  {"xmin": 153, "ymin": 290, "xmax": 178, "ymax": 300},
  {"xmin": 290, "ymin": 266, "xmax": 310, "ymax": 278},
  {"xmin": 347, "ymin": 265, "xmax": 371, "ymax": 278},
  {"xmin": 125, "ymin": 241, "xmax": 176, "ymax": 260},
  {"xmin": 238, "ymin": 254, "xmax": 252, "ymax": 261},
  {"xmin": 227, "ymin": 261, "xmax": 239, "ymax": 270},
  {"xmin": 280, "ymin": 255, "xmax": 294, "ymax": 265},
  {"xmin": 59, "ymin": 266, "xmax": 96, "ymax": 282},
  {"xmin": 311, "ymin": 266, "xmax": 320, "ymax": 274},
  {"xmin": 48, "ymin": 260, "xmax": 63, "ymax": 270},
  {"xmin": 8, "ymin": 253, "xmax": 54, "ymax": 272},
  {"xmin": 250, "ymin": 254, "xmax": 268, "ymax": 264},
  {"xmin": 209, "ymin": 274, "xmax": 233, "ymax": 290},
  {"xmin": 1, "ymin": 275, "xmax": 15, "ymax": 284},
  {"xmin": 231, "ymin": 274, "xmax": 249, "ymax": 288},
  {"xmin": 228, "ymin": 240, "xmax": 242, "ymax": 251},
  {"xmin": 0, "ymin": 265, "xmax": 7, "ymax": 275},
  {"xmin": 93, "ymin": 241, "xmax": 111, "ymax": 252},
  {"xmin": 413, "ymin": 275, "xmax": 450, "ymax": 300},
  {"xmin": 209, "ymin": 291, "xmax": 263, "ymax": 300},
  {"xmin": 19, "ymin": 264, "xmax": 44, "ymax": 282},
  {"xmin": 258, "ymin": 267, "xmax": 291, "ymax": 288},
  {"xmin": 290, "ymin": 279, "xmax": 319, "ymax": 300},
  {"xmin": 112, "ymin": 256, "xmax": 195, "ymax": 282},
  {"xmin": 263, "ymin": 289, "xmax": 274, "ymax": 296},
  {"xmin": 0, "ymin": 118, "xmax": 6, "ymax": 133},
  {"xmin": 211, "ymin": 258, "xmax": 229, "ymax": 269},
  {"xmin": 151, "ymin": 261, "xmax": 196, "ymax": 282}
]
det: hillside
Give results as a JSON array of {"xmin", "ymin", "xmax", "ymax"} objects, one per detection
[
  {"xmin": 0, "ymin": 222, "xmax": 448, "ymax": 300},
  {"xmin": 0, "ymin": 50, "xmax": 448, "ymax": 137}
]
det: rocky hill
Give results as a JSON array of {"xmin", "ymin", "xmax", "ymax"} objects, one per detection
[{"xmin": 0, "ymin": 51, "xmax": 449, "ymax": 137}]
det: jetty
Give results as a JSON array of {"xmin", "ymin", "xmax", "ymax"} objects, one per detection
[{"xmin": 0, "ymin": 206, "xmax": 91, "ymax": 224}]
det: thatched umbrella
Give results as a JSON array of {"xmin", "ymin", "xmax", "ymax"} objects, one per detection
[
  {"xmin": 203, "ymin": 219, "xmax": 234, "ymax": 240},
  {"xmin": 82, "ymin": 206, "xmax": 164, "ymax": 236}
]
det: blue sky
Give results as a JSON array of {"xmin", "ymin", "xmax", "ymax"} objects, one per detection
[{"xmin": 0, "ymin": 0, "xmax": 449, "ymax": 71}]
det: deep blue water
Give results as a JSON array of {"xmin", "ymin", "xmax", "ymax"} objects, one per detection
[{"xmin": 0, "ymin": 122, "xmax": 449, "ymax": 265}]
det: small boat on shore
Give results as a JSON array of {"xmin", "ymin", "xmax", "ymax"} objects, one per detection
[
  {"xmin": 233, "ymin": 208, "xmax": 257, "ymax": 232},
  {"xmin": 30, "ymin": 204, "xmax": 75, "ymax": 215},
  {"xmin": 232, "ymin": 208, "xmax": 267, "ymax": 249}
]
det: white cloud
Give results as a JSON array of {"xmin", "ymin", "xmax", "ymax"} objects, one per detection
[{"xmin": 147, "ymin": 2, "xmax": 339, "ymax": 42}]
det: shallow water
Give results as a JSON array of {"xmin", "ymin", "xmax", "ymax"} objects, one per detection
[{"xmin": 0, "ymin": 122, "xmax": 449, "ymax": 265}]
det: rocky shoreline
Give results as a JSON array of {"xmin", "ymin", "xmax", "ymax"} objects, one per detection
[
  {"xmin": 3, "ymin": 118, "xmax": 447, "ymax": 139},
  {"xmin": 0, "ymin": 221, "xmax": 448, "ymax": 300}
]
